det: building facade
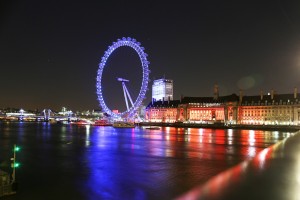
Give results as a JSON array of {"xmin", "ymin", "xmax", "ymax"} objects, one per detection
[
  {"xmin": 146, "ymin": 88, "xmax": 300, "ymax": 126},
  {"xmin": 238, "ymin": 89, "xmax": 300, "ymax": 125},
  {"xmin": 178, "ymin": 94, "xmax": 239, "ymax": 124},
  {"xmin": 152, "ymin": 78, "xmax": 173, "ymax": 102},
  {"xmin": 145, "ymin": 100, "xmax": 180, "ymax": 123}
]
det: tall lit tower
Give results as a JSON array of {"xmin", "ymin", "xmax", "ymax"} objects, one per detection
[{"xmin": 152, "ymin": 78, "xmax": 173, "ymax": 101}]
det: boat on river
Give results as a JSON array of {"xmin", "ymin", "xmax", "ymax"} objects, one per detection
[
  {"xmin": 71, "ymin": 119, "xmax": 92, "ymax": 125},
  {"xmin": 145, "ymin": 126, "xmax": 160, "ymax": 130},
  {"xmin": 113, "ymin": 121, "xmax": 135, "ymax": 128},
  {"xmin": 93, "ymin": 119, "xmax": 112, "ymax": 126}
]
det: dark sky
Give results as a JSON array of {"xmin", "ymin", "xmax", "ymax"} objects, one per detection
[{"xmin": 1, "ymin": 0, "xmax": 300, "ymax": 112}]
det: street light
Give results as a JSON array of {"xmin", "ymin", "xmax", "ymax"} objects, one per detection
[{"xmin": 11, "ymin": 144, "xmax": 20, "ymax": 183}]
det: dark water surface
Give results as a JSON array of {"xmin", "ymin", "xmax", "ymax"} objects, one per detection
[{"xmin": 0, "ymin": 122, "xmax": 293, "ymax": 200}]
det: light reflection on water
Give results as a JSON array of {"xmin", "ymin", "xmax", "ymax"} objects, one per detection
[{"xmin": 0, "ymin": 122, "xmax": 293, "ymax": 200}]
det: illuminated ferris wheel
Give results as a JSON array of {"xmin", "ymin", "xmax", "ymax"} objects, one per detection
[{"xmin": 96, "ymin": 37, "xmax": 150, "ymax": 119}]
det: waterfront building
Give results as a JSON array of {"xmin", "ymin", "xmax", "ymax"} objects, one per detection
[
  {"xmin": 146, "ymin": 84, "xmax": 239, "ymax": 124},
  {"xmin": 178, "ymin": 94, "xmax": 239, "ymax": 124},
  {"xmin": 145, "ymin": 86, "xmax": 300, "ymax": 126},
  {"xmin": 238, "ymin": 88, "xmax": 300, "ymax": 125},
  {"xmin": 145, "ymin": 100, "xmax": 180, "ymax": 123},
  {"xmin": 152, "ymin": 78, "xmax": 173, "ymax": 102},
  {"xmin": 58, "ymin": 107, "xmax": 73, "ymax": 116},
  {"xmin": 91, "ymin": 109, "xmax": 103, "ymax": 116}
]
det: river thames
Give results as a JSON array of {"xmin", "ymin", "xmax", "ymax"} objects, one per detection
[{"xmin": 0, "ymin": 122, "xmax": 294, "ymax": 200}]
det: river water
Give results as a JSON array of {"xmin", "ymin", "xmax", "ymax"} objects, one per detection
[{"xmin": 0, "ymin": 122, "xmax": 294, "ymax": 200}]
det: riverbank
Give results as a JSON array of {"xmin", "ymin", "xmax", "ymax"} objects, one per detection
[{"xmin": 139, "ymin": 122, "xmax": 300, "ymax": 132}]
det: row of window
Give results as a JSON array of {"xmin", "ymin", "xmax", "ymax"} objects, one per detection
[{"xmin": 146, "ymin": 106, "xmax": 300, "ymax": 122}]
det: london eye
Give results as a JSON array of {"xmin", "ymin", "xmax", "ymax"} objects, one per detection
[{"xmin": 96, "ymin": 37, "xmax": 150, "ymax": 120}]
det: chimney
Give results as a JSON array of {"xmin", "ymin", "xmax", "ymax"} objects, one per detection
[
  {"xmin": 260, "ymin": 90, "xmax": 263, "ymax": 100},
  {"xmin": 213, "ymin": 84, "xmax": 219, "ymax": 100},
  {"xmin": 294, "ymin": 87, "xmax": 298, "ymax": 99},
  {"xmin": 162, "ymin": 97, "xmax": 165, "ymax": 103},
  {"xmin": 239, "ymin": 90, "xmax": 243, "ymax": 103},
  {"xmin": 271, "ymin": 89, "xmax": 274, "ymax": 100},
  {"xmin": 168, "ymin": 96, "xmax": 170, "ymax": 104}
]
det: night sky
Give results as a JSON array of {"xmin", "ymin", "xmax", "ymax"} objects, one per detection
[{"xmin": 1, "ymin": 0, "xmax": 300, "ymax": 112}]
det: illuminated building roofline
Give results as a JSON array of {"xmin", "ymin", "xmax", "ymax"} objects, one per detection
[
  {"xmin": 181, "ymin": 94, "xmax": 239, "ymax": 104},
  {"xmin": 153, "ymin": 78, "xmax": 173, "ymax": 84},
  {"xmin": 241, "ymin": 93, "xmax": 300, "ymax": 106},
  {"xmin": 146, "ymin": 100, "xmax": 180, "ymax": 109}
]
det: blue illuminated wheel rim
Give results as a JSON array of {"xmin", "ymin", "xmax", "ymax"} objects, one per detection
[{"xmin": 96, "ymin": 37, "xmax": 150, "ymax": 119}]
